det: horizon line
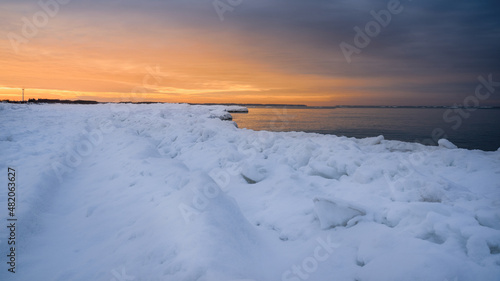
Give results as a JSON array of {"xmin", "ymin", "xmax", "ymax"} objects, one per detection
[{"xmin": 3, "ymin": 98, "xmax": 500, "ymax": 109}]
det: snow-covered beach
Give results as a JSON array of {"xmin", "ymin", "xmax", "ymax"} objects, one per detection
[{"xmin": 1, "ymin": 103, "xmax": 499, "ymax": 281}]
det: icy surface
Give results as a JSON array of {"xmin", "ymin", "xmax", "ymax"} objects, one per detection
[
  {"xmin": 0, "ymin": 103, "xmax": 499, "ymax": 281},
  {"xmin": 313, "ymin": 198, "xmax": 366, "ymax": 229},
  {"xmin": 224, "ymin": 106, "xmax": 249, "ymax": 113},
  {"xmin": 438, "ymin": 138, "xmax": 458, "ymax": 149}
]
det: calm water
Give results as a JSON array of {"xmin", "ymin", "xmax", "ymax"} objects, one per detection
[{"xmin": 232, "ymin": 107, "xmax": 500, "ymax": 151}]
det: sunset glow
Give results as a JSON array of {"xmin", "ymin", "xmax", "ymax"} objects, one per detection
[{"xmin": 2, "ymin": 0, "xmax": 499, "ymax": 105}]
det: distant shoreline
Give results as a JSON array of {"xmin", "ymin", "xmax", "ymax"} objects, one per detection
[{"xmin": 2, "ymin": 99, "xmax": 499, "ymax": 109}]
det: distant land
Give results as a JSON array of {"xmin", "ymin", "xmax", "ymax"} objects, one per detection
[
  {"xmin": 3, "ymin": 98, "xmax": 99, "ymax": 104},
  {"xmin": 188, "ymin": 103, "xmax": 308, "ymax": 108},
  {"xmin": 2, "ymin": 99, "xmax": 499, "ymax": 109}
]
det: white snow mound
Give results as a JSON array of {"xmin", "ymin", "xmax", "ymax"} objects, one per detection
[
  {"xmin": 438, "ymin": 138, "xmax": 458, "ymax": 149},
  {"xmin": 1, "ymin": 103, "xmax": 499, "ymax": 281},
  {"xmin": 313, "ymin": 197, "xmax": 366, "ymax": 229}
]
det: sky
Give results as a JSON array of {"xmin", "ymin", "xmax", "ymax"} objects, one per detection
[{"xmin": 1, "ymin": 0, "xmax": 500, "ymax": 106}]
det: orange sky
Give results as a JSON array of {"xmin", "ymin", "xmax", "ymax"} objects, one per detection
[
  {"xmin": 0, "ymin": 7, "xmax": 335, "ymax": 105},
  {"xmin": 0, "ymin": 16, "xmax": 357, "ymax": 106},
  {"xmin": 2, "ymin": 0, "xmax": 499, "ymax": 106}
]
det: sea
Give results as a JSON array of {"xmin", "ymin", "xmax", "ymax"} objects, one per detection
[{"xmin": 231, "ymin": 107, "xmax": 500, "ymax": 151}]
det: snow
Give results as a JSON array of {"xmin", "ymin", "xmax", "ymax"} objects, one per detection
[
  {"xmin": 313, "ymin": 198, "xmax": 366, "ymax": 229},
  {"xmin": 438, "ymin": 138, "xmax": 458, "ymax": 149},
  {"xmin": 224, "ymin": 106, "xmax": 249, "ymax": 113},
  {"xmin": 0, "ymin": 103, "xmax": 499, "ymax": 281}
]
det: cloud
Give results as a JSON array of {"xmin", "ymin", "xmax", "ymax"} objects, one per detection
[{"xmin": 1, "ymin": 0, "xmax": 499, "ymax": 105}]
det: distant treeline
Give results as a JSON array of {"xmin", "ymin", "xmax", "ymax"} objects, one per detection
[
  {"xmin": 1, "ymin": 99, "xmax": 307, "ymax": 107},
  {"xmin": 2, "ymin": 98, "xmax": 99, "ymax": 104},
  {"xmin": 30, "ymin": 98, "xmax": 99, "ymax": 104}
]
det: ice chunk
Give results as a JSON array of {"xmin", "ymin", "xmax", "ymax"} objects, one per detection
[
  {"xmin": 210, "ymin": 111, "xmax": 233, "ymax": 120},
  {"xmin": 438, "ymin": 139, "xmax": 458, "ymax": 149},
  {"xmin": 358, "ymin": 135, "xmax": 384, "ymax": 145},
  {"xmin": 475, "ymin": 207, "xmax": 500, "ymax": 230},
  {"xmin": 224, "ymin": 106, "xmax": 249, "ymax": 113},
  {"xmin": 307, "ymin": 160, "xmax": 345, "ymax": 180},
  {"xmin": 241, "ymin": 163, "xmax": 268, "ymax": 184},
  {"xmin": 313, "ymin": 197, "xmax": 366, "ymax": 229},
  {"xmin": 466, "ymin": 235, "xmax": 491, "ymax": 263}
]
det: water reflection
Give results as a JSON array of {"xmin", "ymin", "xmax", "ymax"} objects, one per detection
[{"xmin": 232, "ymin": 107, "xmax": 500, "ymax": 151}]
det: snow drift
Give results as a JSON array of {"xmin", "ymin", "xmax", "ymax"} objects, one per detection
[{"xmin": 0, "ymin": 103, "xmax": 499, "ymax": 281}]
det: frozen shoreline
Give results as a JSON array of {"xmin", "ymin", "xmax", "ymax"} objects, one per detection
[{"xmin": 1, "ymin": 103, "xmax": 499, "ymax": 281}]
